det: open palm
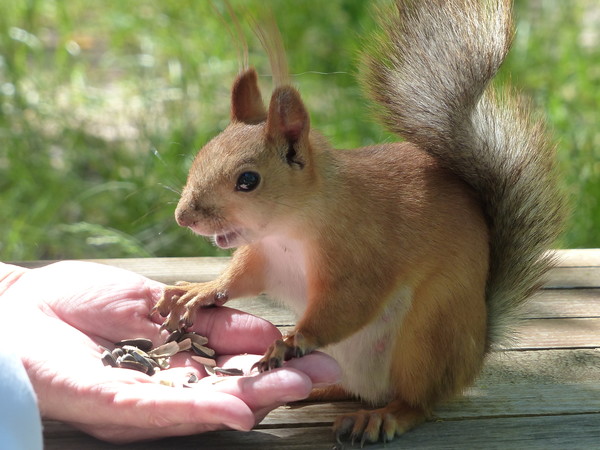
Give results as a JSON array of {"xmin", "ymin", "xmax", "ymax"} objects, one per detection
[{"xmin": 0, "ymin": 261, "xmax": 339, "ymax": 443}]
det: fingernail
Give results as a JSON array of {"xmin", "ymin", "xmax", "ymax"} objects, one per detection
[{"xmin": 225, "ymin": 422, "xmax": 250, "ymax": 432}]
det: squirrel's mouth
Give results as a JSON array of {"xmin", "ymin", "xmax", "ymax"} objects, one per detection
[{"xmin": 213, "ymin": 230, "xmax": 242, "ymax": 249}]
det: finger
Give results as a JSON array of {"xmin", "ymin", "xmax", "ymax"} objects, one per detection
[
  {"xmin": 73, "ymin": 421, "xmax": 220, "ymax": 444},
  {"xmin": 279, "ymin": 352, "xmax": 342, "ymax": 388},
  {"xmin": 185, "ymin": 307, "xmax": 282, "ymax": 355},
  {"xmin": 211, "ymin": 352, "xmax": 341, "ymax": 395},
  {"xmin": 220, "ymin": 352, "xmax": 342, "ymax": 385},
  {"xmin": 195, "ymin": 367, "xmax": 314, "ymax": 411},
  {"xmin": 97, "ymin": 383, "xmax": 257, "ymax": 432},
  {"xmin": 71, "ymin": 392, "xmax": 253, "ymax": 444}
]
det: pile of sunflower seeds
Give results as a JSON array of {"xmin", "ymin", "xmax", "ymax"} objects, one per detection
[{"xmin": 100, "ymin": 330, "xmax": 243, "ymax": 383}]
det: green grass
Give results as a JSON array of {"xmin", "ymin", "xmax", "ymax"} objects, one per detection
[{"xmin": 1, "ymin": 0, "xmax": 598, "ymax": 260}]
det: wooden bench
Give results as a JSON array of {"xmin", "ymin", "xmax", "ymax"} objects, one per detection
[{"xmin": 26, "ymin": 249, "xmax": 599, "ymax": 449}]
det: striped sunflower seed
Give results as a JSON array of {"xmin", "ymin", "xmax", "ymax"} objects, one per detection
[
  {"xmin": 181, "ymin": 332, "xmax": 209, "ymax": 347},
  {"xmin": 101, "ymin": 328, "xmax": 244, "ymax": 382},
  {"xmin": 148, "ymin": 341, "xmax": 180, "ymax": 358},
  {"xmin": 101, "ymin": 350, "xmax": 118, "ymax": 368},
  {"xmin": 191, "ymin": 342, "xmax": 215, "ymax": 358},
  {"xmin": 214, "ymin": 367, "xmax": 244, "ymax": 376},
  {"xmin": 118, "ymin": 359, "xmax": 149, "ymax": 374},
  {"xmin": 177, "ymin": 338, "xmax": 192, "ymax": 352},
  {"xmin": 115, "ymin": 338, "xmax": 153, "ymax": 352}
]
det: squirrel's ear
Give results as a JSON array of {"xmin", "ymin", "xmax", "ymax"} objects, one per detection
[
  {"xmin": 266, "ymin": 86, "xmax": 310, "ymax": 168},
  {"xmin": 231, "ymin": 68, "xmax": 267, "ymax": 124}
]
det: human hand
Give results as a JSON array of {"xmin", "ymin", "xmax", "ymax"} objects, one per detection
[{"xmin": 0, "ymin": 261, "xmax": 341, "ymax": 443}]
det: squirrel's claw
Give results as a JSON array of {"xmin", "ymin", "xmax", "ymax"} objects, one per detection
[
  {"xmin": 253, "ymin": 332, "xmax": 317, "ymax": 373},
  {"xmin": 332, "ymin": 402, "xmax": 426, "ymax": 444},
  {"xmin": 153, "ymin": 281, "xmax": 228, "ymax": 331},
  {"xmin": 252, "ymin": 339, "xmax": 288, "ymax": 372}
]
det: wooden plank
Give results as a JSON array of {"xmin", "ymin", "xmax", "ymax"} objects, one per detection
[
  {"xmin": 544, "ymin": 267, "xmax": 600, "ymax": 289},
  {"xmin": 482, "ymin": 348, "xmax": 600, "ymax": 384},
  {"xmin": 13, "ymin": 257, "xmax": 229, "ymax": 284},
  {"xmin": 227, "ymin": 308, "xmax": 600, "ymax": 351},
  {"xmin": 264, "ymin": 319, "xmax": 600, "ymax": 352},
  {"xmin": 16, "ymin": 258, "xmax": 600, "ymax": 321},
  {"xmin": 510, "ymin": 318, "xmax": 600, "ymax": 350},
  {"xmin": 229, "ymin": 299, "xmax": 600, "ymax": 351},
  {"xmin": 524, "ymin": 289, "xmax": 600, "ymax": 319},
  {"xmin": 259, "ymin": 382, "xmax": 600, "ymax": 426},
  {"xmin": 14, "ymin": 259, "xmax": 600, "ymax": 349},
  {"xmin": 18, "ymin": 258, "xmax": 600, "ymax": 318},
  {"xmin": 43, "ymin": 413, "xmax": 600, "ymax": 449},
  {"xmin": 210, "ymin": 306, "xmax": 600, "ymax": 351},
  {"xmin": 227, "ymin": 290, "xmax": 600, "ymax": 326},
  {"xmin": 194, "ymin": 414, "xmax": 600, "ymax": 449},
  {"xmin": 85, "ymin": 257, "xmax": 230, "ymax": 284},
  {"xmin": 14, "ymin": 253, "xmax": 600, "ymax": 288},
  {"xmin": 553, "ymin": 248, "xmax": 600, "ymax": 267},
  {"xmin": 228, "ymin": 297, "xmax": 297, "ymax": 325}
]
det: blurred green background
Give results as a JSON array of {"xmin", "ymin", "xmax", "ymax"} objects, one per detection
[{"xmin": 1, "ymin": 0, "xmax": 598, "ymax": 260}]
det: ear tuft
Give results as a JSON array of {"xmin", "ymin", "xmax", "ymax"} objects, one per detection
[
  {"xmin": 267, "ymin": 86, "xmax": 309, "ymax": 143},
  {"xmin": 231, "ymin": 68, "xmax": 267, "ymax": 124}
]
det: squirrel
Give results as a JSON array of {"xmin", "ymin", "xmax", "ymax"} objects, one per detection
[{"xmin": 153, "ymin": 0, "xmax": 565, "ymax": 444}]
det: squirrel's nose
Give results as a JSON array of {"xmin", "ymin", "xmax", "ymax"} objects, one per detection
[
  {"xmin": 175, "ymin": 200, "xmax": 199, "ymax": 228},
  {"xmin": 175, "ymin": 206, "xmax": 193, "ymax": 228},
  {"xmin": 175, "ymin": 199, "xmax": 216, "ymax": 228}
]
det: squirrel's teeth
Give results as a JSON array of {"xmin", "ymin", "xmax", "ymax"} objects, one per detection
[{"xmin": 213, "ymin": 230, "xmax": 240, "ymax": 249}]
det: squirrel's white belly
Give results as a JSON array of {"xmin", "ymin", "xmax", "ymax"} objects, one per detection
[
  {"xmin": 261, "ymin": 236, "xmax": 309, "ymax": 316},
  {"xmin": 324, "ymin": 286, "xmax": 413, "ymax": 405}
]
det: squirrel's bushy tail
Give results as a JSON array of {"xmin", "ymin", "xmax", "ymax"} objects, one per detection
[{"xmin": 362, "ymin": 0, "xmax": 566, "ymax": 347}]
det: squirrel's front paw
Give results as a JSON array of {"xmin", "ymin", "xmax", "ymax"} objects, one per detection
[
  {"xmin": 252, "ymin": 332, "xmax": 316, "ymax": 372},
  {"xmin": 152, "ymin": 282, "xmax": 228, "ymax": 331}
]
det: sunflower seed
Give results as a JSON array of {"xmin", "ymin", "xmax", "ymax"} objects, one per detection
[
  {"xmin": 118, "ymin": 353, "xmax": 137, "ymax": 363},
  {"xmin": 115, "ymin": 338, "xmax": 153, "ymax": 352},
  {"xmin": 191, "ymin": 342, "xmax": 215, "ymax": 358},
  {"xmin": 147, "ymin": 358, "xmax": 160, "ymax": 369},
  {"xmin": 155, "ymin": 357, "xmax": 170, "ymax": 370},
  {"xmin": 214, "ymin": 367, "xmax": 244, "ymax": 376},
  {"xmin": 191, "ymin": 355, "xmax": 216, "ymax": 367},
  {"xmin": 177, "ymin": 338, "xmax": 192, "ymax": 352},
  {"xmin": 118, "ymin": 359, "xmax": 150, "ymax": 374},
  {"xmin": 129, "ymin": 350, "xmax": 156, "ymax": 376},
  {"xmin": 122, "ymin": 345, "xmax": 150, "ymax": 358},
  {"xmin": 181, "ymin": 332, "xmax": 209, "ymax": 347},
  {"xmin": 101, "ymin": 350, "xmax": 118, "ymax": 367},
  {"xmin": 102, "ymin": 328, "xmax": 227, "ymax": 382},
  {"xmin": 165, "ymin": 329, "xmax": 183, "ymax": 343},
  {"xmin": 187, "ymin": 373, "xmax": 199, "ymax": 383},
  {"xmin": 148, "ymin": 341, "xmax": 180, "ymax": 358}
]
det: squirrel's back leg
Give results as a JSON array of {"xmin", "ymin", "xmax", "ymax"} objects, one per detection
[{"xmin": 334, "ymin": 253, "xmax": 488, "ymax": 443}]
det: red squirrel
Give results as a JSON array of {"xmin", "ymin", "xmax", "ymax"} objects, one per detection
[{"xmin": 153, "ymin": 0, "xmax": 565, "ymax": 444}]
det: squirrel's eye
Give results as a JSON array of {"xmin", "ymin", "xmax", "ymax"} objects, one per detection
[{"xmin": 235, "ymin": 171, "xmax": 261, "ymax": 192}]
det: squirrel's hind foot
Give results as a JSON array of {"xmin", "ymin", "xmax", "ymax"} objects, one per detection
[{"xmin": 333, "ymin": 400, "xmax": 427, "ymax": 445}]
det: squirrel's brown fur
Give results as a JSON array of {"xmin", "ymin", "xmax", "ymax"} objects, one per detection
[{"xmin": 154, "ymin": 0, "xmax": 565, "ymax": 444}]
